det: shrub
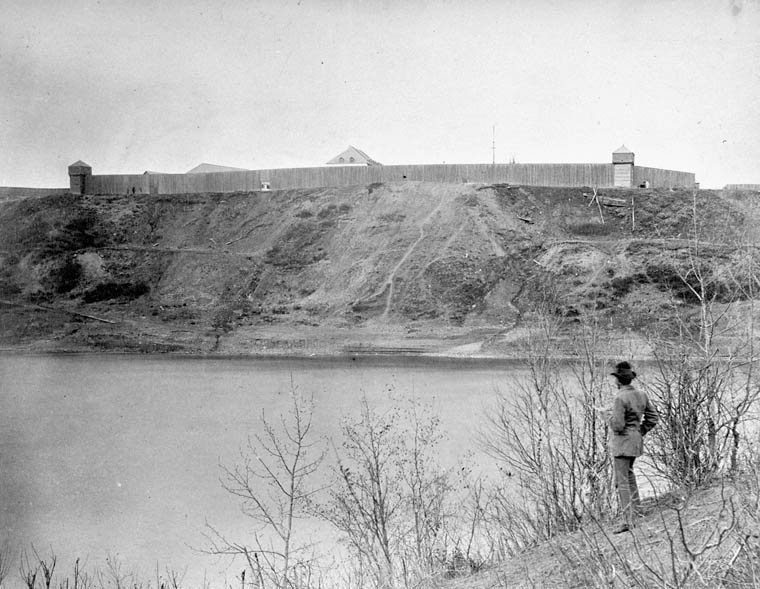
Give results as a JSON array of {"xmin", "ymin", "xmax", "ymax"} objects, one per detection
[
  {"xmin": 45, "ymin": 257, "xmax": 82, "ymax": 293},
  {"xmin": 479, "ymin": 313, "xmax": 616, "ymax": 550},
  {"xmin": 367, "ymin": 182, "xmax": 384, "ymax": 194},
  {"xmin": 82, "ymin": 282, "xmax": 149, "ymax": 302}
]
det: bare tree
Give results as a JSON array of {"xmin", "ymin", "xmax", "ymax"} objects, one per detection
[
  {"xmin": 479, "ymin": 311, "xmax": 615, "ymax": 549},
  {"xmin": 317, "ymin": 394, "xmax": 458, "ymax": 589},
  {"xmin": 38, "ymin": 550, "xmax": 56, "ymax": 589},
  {"xmin": 206, "ymin": 388, "xmax": 324, "ymax": 589},
  {"xmin": 398, "ymin": 398, "xmax": 452, "ymax": 576},
  {"xmin": 19, "ymin": 547, "xmax": 59, "ymax": 589},
  {"xmin": 0, "ymin": 538, "xmax": 12, "ymax": 589},
  {"xmin": 644, "ymin": 191, "xmax": 760, "ymax": 488},
  {"xmin": 95, "ymin": 554, "xmax": 136, "ymax": 589},
  {"xmin": 19, "ymin": 551, "xmax": 39, "ymax": 589},
  {"xmin": 319, "ymin": 396, "xmax": 403, "ymax": 587},
  {"xmin": 66, "ymin": 558, "xmax": 93, "ymax": 589},
  {"xmin": 154, "ymin": 564, "xmax": 186, "ymax": 589}
]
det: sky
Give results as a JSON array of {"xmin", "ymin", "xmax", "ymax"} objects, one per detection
[{"xmin": 1, "ymin": 0, "xmax": 759, "ymax": 189}]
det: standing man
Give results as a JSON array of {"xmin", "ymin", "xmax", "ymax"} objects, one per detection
[{"xmin": 609, "ymin": 361, "xmax": 658, "ymax": 533}]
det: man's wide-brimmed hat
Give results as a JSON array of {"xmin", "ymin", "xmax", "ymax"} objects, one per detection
[{"xmin": 611, "ymin": 361, "xmax": 637, "ymax": 380}]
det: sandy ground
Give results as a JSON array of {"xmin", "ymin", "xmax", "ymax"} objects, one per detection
[{"xmin": 0, "ymin": 299, "xmax": 651, "ymax": 361}]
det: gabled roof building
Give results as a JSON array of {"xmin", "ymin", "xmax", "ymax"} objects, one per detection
[
  {"xmin": 187, "ymin": 163, "xmax": 250, "ymax": 174},
  {"xmin": 326, "ymin": 146, "xmax": 382, "ymax": 166}
]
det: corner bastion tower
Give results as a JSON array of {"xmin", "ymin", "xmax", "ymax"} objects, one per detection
[
  {"xmin": 612, "ymin": 145, "xmax": 634, "ymax": 187},
  {"xmin": 68, "ymin": 160, "xmax": 92, "ymax": 195}
]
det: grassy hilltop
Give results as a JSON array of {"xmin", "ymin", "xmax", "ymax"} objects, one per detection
[{"xmin": 1, "ymin": 182, "xmax": 759, "ymax": 354}]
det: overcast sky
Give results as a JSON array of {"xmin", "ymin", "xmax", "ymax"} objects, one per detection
[{"xmin": 1, "ymin": 0, "xmax": 758, "ymax": 188}]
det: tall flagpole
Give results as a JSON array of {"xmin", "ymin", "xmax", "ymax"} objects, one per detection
[{"xmin": 492, "ymin": 125, "xmax": 496, "ymax": 165}]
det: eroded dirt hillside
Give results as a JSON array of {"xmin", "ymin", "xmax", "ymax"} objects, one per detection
[{"xmin": 1, "ymin": 183, "xmax": 758, "ymax": 355}]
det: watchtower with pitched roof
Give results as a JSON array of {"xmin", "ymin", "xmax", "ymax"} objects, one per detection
[
  {"xmin": 612, "ymin": 145, "xmax": 634, "ymax": 187},
  {"xmin": 68, "ymin": 160, "xmax": 92, "ymax": 195}
]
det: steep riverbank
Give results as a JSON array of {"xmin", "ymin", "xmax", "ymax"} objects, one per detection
[{"xmin": 1, "ymin": 183, "xmax": 759, "ymax": 356}]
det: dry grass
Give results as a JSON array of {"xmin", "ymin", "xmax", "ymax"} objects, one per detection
[{"xmin": 430, "ymin": 476, "xmax": 760, "ymax": 588}]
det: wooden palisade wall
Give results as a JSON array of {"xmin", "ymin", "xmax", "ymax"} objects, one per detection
[{"xmin": 83, "ymin": 163, "xmax": 696, "ymax": 195}]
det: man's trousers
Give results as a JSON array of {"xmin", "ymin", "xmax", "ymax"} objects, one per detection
[{"xmin": 614, "ymin": 455, "xmax": 640, "ymax": 522}]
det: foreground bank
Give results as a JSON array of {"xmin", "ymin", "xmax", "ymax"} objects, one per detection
[{"xmin": 4, "ymin": 349, "xmax": 759, "ymax": 589}]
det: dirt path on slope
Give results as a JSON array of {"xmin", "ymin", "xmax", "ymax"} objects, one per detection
[
  {"xmin": 381, "ymin": 194, "xmax": 449, "ymax": 318},
  {"xmin": 468, "ymin": 196, "xmax": 507, "ymax": 256}
]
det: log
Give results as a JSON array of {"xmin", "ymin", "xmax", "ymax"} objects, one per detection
[{"xmin": 0, "ymin": 299, "xmax": 116, "ymax": 324}]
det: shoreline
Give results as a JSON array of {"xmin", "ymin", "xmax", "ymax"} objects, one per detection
[
  {"xmin": 0, "ymin": 341, "xmax": 652, "ymax": 364},
  {"xmin": 0, "ymin": 319, "xmax": 657, "ymax": 361}
]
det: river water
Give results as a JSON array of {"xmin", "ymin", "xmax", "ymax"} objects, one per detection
[{"xmin": 0, "ymin": 354, "xmax": 519, "ymax": 586}]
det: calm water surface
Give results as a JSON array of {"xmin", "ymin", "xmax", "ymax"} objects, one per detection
[{"xmin": 0, "ymin": 354, "xmax": 518, "ymax": 586}]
